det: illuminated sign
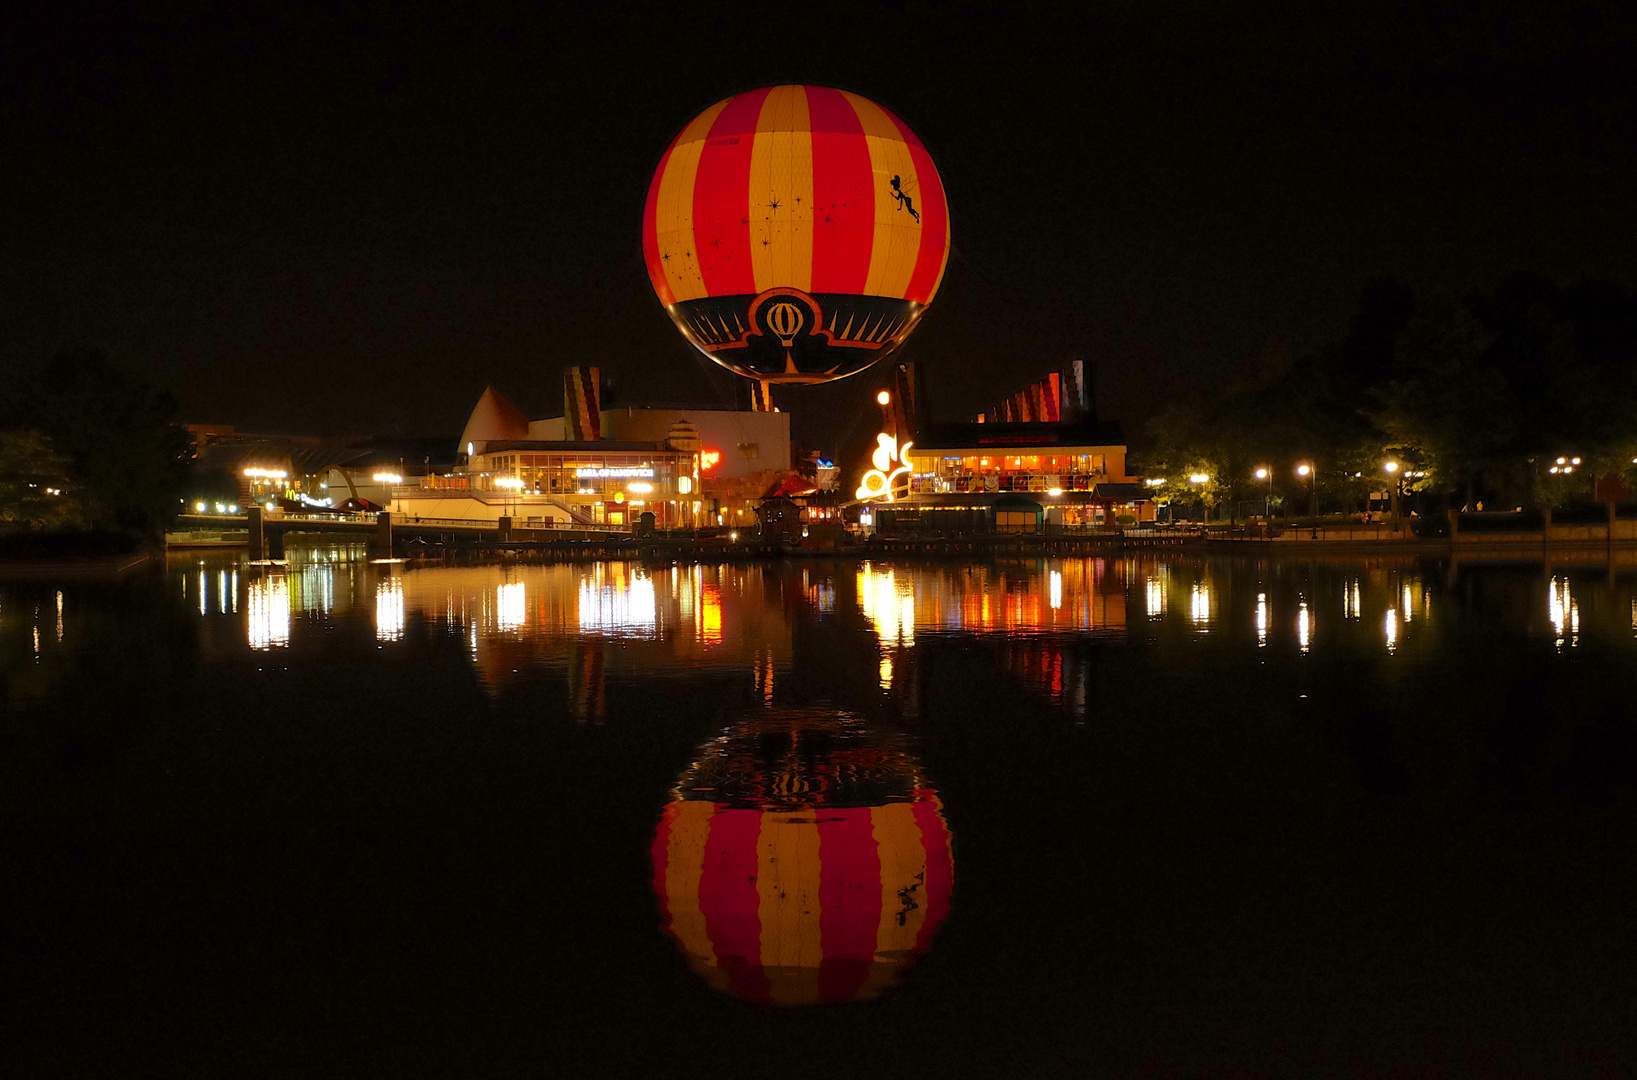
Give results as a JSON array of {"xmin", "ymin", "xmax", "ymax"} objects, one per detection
[
  {"xmin": 575, "ymin": 467, "xmax": 655, "ymax": 478},
  {"xmin": 243, "ymin": 467, "xmax": 288, "ymax": 479},
  {"xmin": 856, "ymin": 433, "xmax": 914, "ymax": 502},
  {"xmin": 700, "ymin": 449, "xmax": 721, "ymax": 471}
]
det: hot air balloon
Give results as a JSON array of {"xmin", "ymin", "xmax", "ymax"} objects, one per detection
[
  {"xmin": 643, "ymin": 85, "xmax": 950, "ymax": 411},
  {"xmin": 650, "ymin": 710, "xmax": 953, "ymax": 1005}
]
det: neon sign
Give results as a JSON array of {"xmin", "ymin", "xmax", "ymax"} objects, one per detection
[
  {"xmin": 575, "ymin": 466, "xmax": 655, "ymax": 478},
  {"xmin": 700, "ymin": 449, "xmax": 721, "ymax": 471},
  {"xmin": 856, "ymin": 433, "xmax": 914, "ymax": 502}
]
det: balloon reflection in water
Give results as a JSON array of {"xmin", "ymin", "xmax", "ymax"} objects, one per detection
[{"xmin": 652, "ymin": 710, "xmax": 952, "ymax": 1006}]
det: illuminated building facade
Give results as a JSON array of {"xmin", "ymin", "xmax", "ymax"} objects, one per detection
[{"xmin": 875, "ymin": 362, "xmax": 1154, "ymax": 530}]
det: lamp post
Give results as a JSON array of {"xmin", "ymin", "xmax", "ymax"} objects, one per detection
[
  {"xmin": 1297, "ymin": 463, "xmax": 1316, "ymax": 538},
  {"xmin": 1255, "ymin": 467, "xmax": 1271, "ymax": 528},
  {"xmin": 1188, "ymin": 473, "xmax": 1210, "ymax": 528},
  {"xmin": 1384, "ymin": 460, "xmax": 1401, "ymax": 533}
]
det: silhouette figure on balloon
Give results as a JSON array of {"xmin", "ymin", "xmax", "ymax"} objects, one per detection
[{"xmin": 890, "ymin": 175, "xmax": 920, "ymax": 223}]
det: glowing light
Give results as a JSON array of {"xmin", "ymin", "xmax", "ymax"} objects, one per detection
[
  {"xmin": 1145, "ymin": 575, "xmax": 1165, "ymax": 617},
  {"xmin": 1190, "ymin": 582, "xmax": 1210, "ymax": 626},
  {"xmin": 376, "ymin": 578, "xmax": 405, "ymax": 642},
  {"xmin": 1384, "ymin": 461, "xmax": 1399, "ymax": 473},
  {"xmin": 494, "ymin": 477, "xmax": 525, "ymax": 489},
  {"xmin": 1548, "ymin": 577, "xmax": 1579, "ymax": 649},
  {"xmin": 678, "ymin": 476, "xmax": 692, "ymax": 495},
  {"xmin": 497, "ymin": 581, "xmax": 525, "ymax": 631},
  {"xmin": 195, "ymin": 501, "xmax": 206, "ymax": 512},
  {"xmin": 628, "ymin": 482, "xmax": 653, "ymax": 493},
  {"xmin": 1254, "ymin": 468, "xmax": 1268, "ymax": 480},
  {"xmin": 243, "ymin": 467, "xmax": 288, "ymax": 479},
  {"xmin": 1047, "ymin": 487, "xmax": 1063, "ymax": 497},
  {"xmin": 576, "ymin": 567, "xmax": 657, "ymax": 635},
  {"xmin": 1188, "ymin": 473, "xmax": 1210, "ymax": 484},
  {"xmin": 700, "ymin": 583, "xmax": 722, "ymax": 644},
  {"xmin": 1050, "ymin": 570, "xmax": 1062, "ymax": 610},
  {"xmin": 729, "ymin": 531, "xmax": 739, "ymax": 542},
  {"xmin": 700, "ymin": 449, "xmax": 720, "ymax": 471},
  {"xmin": 856, "ymin": 434, "xmax": 914, "ymax": 502},
  {"xmin": 1145, "ymin": 478, "xmax": 1165, "ymax": 487},
  {"xmin": 1296, "ymin": 464, "xmax": 1311, "ymax": 477},
  {"xmin": 575, "ymin": 466, "xmax": 654, "ymax": 478},
  {"xmin": 247, "ymin": 575, "xmax": 291, "ymax": 650},
  {"xmin": 858, "ymin": 564, "xmax": 915, "ymax": 649},
  {"xmin": 876, "ymin": 390, "xmax": 891, "ymax": 405},
  {"xmin": 1344, "ymin": 578, "xmax": 1361, "ymax": 620},
  {"xmin": 1256, "ymin": 592, "xmax": 1268, "ymax": 646},
  {"xmin": 1385, "ymin": 607, "xmax": 1398, "ymax": 653},
  {"xmin": 372, "ymin": 473, "xmax": 403, "ymax": 484},
  {"xmin": 1297, "ymin": 600, "xmax": 1311, "ymax": 654}
]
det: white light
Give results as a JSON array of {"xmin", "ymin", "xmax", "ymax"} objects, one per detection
[
  {"xmin": 1188, "ymin": 473, "xmax": 1210, "ymax": 484},
  {"xmin": 243, "ymin": 467, "xmax": 288, "ymax": 479},
  {"xmin": 627, "ymin": 482, "xmax": 652, "ymax": 494},
  {"xmin": 1048, "ymin": 487, "xmax": 1063, "ymax": 497},
  {"xmin": 729, "ymin": 531, "xmax": 739, "ymax": 541},
  {"xmin": 494, "ymin": 477, "xmax": 524, "ymax": 489},
  {"xmin": 228, "ymin": 504, "xmax": 237, "ymax": 513},
  {"xmin": 677, "ymin": 476, "xmax": 692, "ymax": 495},
  {"xmin": 1384, "ymin": 461, "xmax": 1399, "ymax": 473},
  {"xmin": 195, "ymin": 501, "xmax": 206, "ymax": 512},
  {"xmin": 372, "ymin": 473, "xmax": 402, "ymax": 484},
  {"xmin": 1255, "ymin": 468, "xmax": 1268, "ymax": 480},
  {"xmin": 467, "ymin": 442, "xmax": 475, "ymax": 457},
  {"xmin": 576, "ymin": 466, "xmax": 654, "ymax": 478},
  {"xmin": 1556, "ymin": 457, "xmax": 1566, "ymax": 465},
  {"xmin": 1296, "ymin": 464, "xmax": 1311, "ymax": 477},
  {"xmin": 215, "ymin": 503, "xmax": 226, "ymax": 513},
  {"xmin": 877, "ymin": 390, "xmax": 891, "ymax": 405},
  {"xmin": 1145, "ymin": 478, "xmax": 1165, "ymax": 487}
]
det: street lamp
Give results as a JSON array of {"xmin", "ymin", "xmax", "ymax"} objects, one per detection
[
  {"xmin": 1254, "ymin": 467, "xmax": 1271, "ymax": 524},
  {"xmin": 1383, "ymin": 460, "xmax": 1401, "ymax": 532},
  {"xmin": 1296, "ymin": 463, "xmax": 1316, "ymax": 537},
  {"xmin": 1188, "ymin": 473, "xmax": 1210, "ymax": 526}
]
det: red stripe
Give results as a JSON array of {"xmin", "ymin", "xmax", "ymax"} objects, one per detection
[
  {"xmin": 900, "ymin": 138, "xmax": 949, "ymax": 305},
  {"xmin": 807, "ymin": 86, "xmax": 874, "ymax": 295},
  {"xmin": 692, "ymin": 89, "xmax": 769, "ymax": 297},
  {"xmin": 911, "ymin": 795, "xmax": 953, "ymax": 953},
  {"xmin": 650, "ymin": 801, "xmax": 677, "ymax": 934},
  {"xmin": 642, "ymin": 145, "xmax": 676, "ymax": 305},
  {"xmin": 699, "ymin": 806, "xmax": 770, "ymax": 1003},
  {"xmin": 816, "ymin": 806, "xmax": 882, "ymax": 1002},
  {"xmin": 875, "ymin": 100, "xmax": 926, "ymax": 150}
]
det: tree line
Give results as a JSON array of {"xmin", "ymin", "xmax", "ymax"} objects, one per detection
[{"xmin": 1138, "ymin": 273, "xmax": 1637, "ymax": 522}]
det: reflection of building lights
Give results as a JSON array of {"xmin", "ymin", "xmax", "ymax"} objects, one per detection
[
  {"xmin": 1145, "ymin": 575, "xmax": 1165, "ymax": 618},
  {"xmin": 248, "ymin": 575, "xmax": 291, "ymax": 650},
  {"xmin": 1190, "ymin": 582, "xmax": 1210, "ymax": 626},
  {"xmin": 376, "ymin": 578, "xmax": 405, "ymax": 641},
  {"xmin": 1256, "ymin": 592, "xmax": 1268, "ymax": 647},
  {"xmin": 1385, "ymin": 607, "xmax": 1398, "ymax": 653},
  {"xmin": 879, "ymin": 653, "xmax": 894, "ymax": 688},
  {"xmin": 576, "ymin": 567, "xmax": 657, "ymax": 635},
  {"xmin": 1403, "ymin": 585, "xmax": 1414, "ymax": 622},
  {"xmin": 1548, "ymin": 577, "xmax": 1578, "ymax": 649},
  {"xmin": 1050, "ymin": 570, "xmax": 1062, "ymax": 610},
  {"xmin": 1344, "ymin": 578, "xmax": 1361, "ymax": 620},
  {"xmin": 497, "ymin": 581, "xmax": 526, "ymax": 631},
  {"xmin": 701, "ymin": 583, "xmax": 722, "ymax": 644},
  {"xmin": 1297, "ymin": 600, "xmax": 1311, "ymax": 654}
]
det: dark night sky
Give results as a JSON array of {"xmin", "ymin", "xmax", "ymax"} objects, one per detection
[{"xmin": 6, "ymin": 1, "xmax": 1635, "ymax": 451}]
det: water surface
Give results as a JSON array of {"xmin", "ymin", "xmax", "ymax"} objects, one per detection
[{"xmin": 3, "ymin": 547, "xmax": 1632, "ymax": 1074}]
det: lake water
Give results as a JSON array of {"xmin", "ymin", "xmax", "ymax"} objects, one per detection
[{"xmin": 3, "ymin": 546, "xmax": 1632, "ymax": 1075}]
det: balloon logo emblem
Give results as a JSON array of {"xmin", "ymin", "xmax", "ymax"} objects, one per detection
[{"xmin": 766, "ymin": 301, "xmax": 804, "ymax": 347}]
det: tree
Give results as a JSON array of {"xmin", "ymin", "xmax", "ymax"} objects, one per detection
[{"xmin": 0, "ymin": 430, "xmax": 89, "ymax": 531}]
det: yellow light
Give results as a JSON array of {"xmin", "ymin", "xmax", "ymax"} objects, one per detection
[
  {"xmin": 494, "ymin": 477, "xmax": 524, "ymax": 489},
  {"xmin": 1254, "ymin": 468, "xmax": 1268, "ymax": 480},
  {"xmin": 372, "ymin": 473, "xmax": 402, "ymax": 484},
  {"xmin": 678, "ymin": 476, "xmax": 692, "ymax": 495},
  {"xmin": 243, "ymin": 467, "xmax": 288, "ymax": 479},
  {"xmin": 1297, "ymin": 464, "xmax": 1311, "ymax": 477},
  {"xmin": 1384, "ymin": 461, "xmax": 1399, "ymax": 473},
  {"xmin": 877, "ymin": 390, "xmax": 891, "ymax": 405},
  {"xmin": 1047, "ymin": 487, "xmax": 1063, "ymax": 497},
  {"xmin": 195, "ymin": 501, "xmax": 206, "ymax": 512},
  {"xmin": 1189, "ymin": 473, "xmax": 1209, "ymax": 484}
]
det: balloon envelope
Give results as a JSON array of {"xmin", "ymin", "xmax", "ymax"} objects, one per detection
[{"xmin": 643, "ymin": 85, "xmax": 950, "ymax": 386}]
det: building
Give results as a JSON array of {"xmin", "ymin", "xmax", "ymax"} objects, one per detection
[
  {"xmin": 391, "ymin": 369, "xmax": 796, "ymax": 528},
  {"xmin": 872, "ymin": 361, "xmax": 1154, "ymax": 532}
]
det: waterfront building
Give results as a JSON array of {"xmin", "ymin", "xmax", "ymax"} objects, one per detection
[{"xmin": 875, "ymin": 362, "xmax": 1154, "ymax": 532}]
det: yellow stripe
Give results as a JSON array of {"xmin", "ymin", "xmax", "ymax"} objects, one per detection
[
  {"xmin": 840, "ymin": 91, "xmax": 922, "ymax": 300},
  {"xmin": 654, "ymin": 98, "xmax": 730, "ymax": 303},
  {"xmin": 756, "ymin": 809, "xmax": 824, "ymax": 1005},
  {"xmin": 748, "ymin": 85, "xmax": 814, "ymax": 294},
  {"xmin": 858, "ymin": 802, "xmax": 928, "ymax": 999},
  {"xmin": 663, "ymin": 801, "xmax": 730, "ymax": 993}
]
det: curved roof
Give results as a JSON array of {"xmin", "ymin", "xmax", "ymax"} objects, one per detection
[{"xmin": 458, "ymin": 387, "xmax": 529, "ymax": 454}]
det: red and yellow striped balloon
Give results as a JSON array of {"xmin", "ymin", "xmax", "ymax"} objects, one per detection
[
  {"xmin": 649, "ymin": 710, "xmax": 953, "ymax": 1005},
  {"xmin": 643, "ymin": 85, "xmax": 951, "ymax": 393}
]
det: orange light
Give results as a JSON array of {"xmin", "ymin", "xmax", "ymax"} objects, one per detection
[{"xmin": 701, "ymin": 449, "xmax": 721, "ymax": 471}]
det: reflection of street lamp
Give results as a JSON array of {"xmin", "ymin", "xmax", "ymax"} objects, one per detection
[
  {"xmin": 1188, "ymin": 473, "xmax": 1210, "ymax": 525},
  {"xmin": 1255, "ymin": 467, "xmax": 1271, "ymax": 522},
  {"xmin": 1384, "ymin": 460, "xmax": 1401, "ymax": 532},
  {"xmin": 1297, "ymin": 463, "xmax": 1316, "ymax": 537}
]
